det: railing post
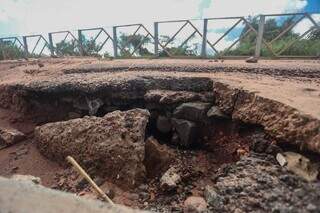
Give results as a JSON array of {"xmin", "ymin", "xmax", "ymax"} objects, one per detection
[
  {"xmin": 48, "ymin": 33, "xmax": 54, "ymax": 56},
  {"xmin": 154, "ymin": 22, "xmax": 159, "ymax": 57},
  {"xmin": 0, "ymin": 38, "xmax": 5, "ymax": 60},
  {"xmin": 255, "ymin": 15, "xmax": 265, "ymax": 59},
  {"xmin": 22, "ymin": 36, "xmax": 29, "ymax": 58},
  {"xmin": 201, "ymin": 18, "xmax": 208, "ymax": 58},
  {"xmin": 113, "ymin": 26, "xmax": 118, "ymax": 58},
  {"xmin": 78, "ymin": 29, "xmax": 84, "ymax": 56}
]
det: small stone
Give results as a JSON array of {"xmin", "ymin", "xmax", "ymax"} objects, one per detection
[
  {"xmin": 156, "ymin": 116, "xmax": 172, "ymax": 133},
  {"xmin": 206, "ymin": 106, "xmax": 228, "ymax": 118},
  {"xmin": 0, "ymin": 128, "xmax": 25, "ymax": 146},
  {"xmin": 245, "ymin": 56, "xmax": 258, "ymax": 63},
  {"xmin": 160, "ymin": 167, "xmax": 181, "ymax": 191},
  {"xmin": 276, "ymin": 153, "xmax": 287, "ymax": 167},
  {"xmin": 306, "ymin": 203, "xmax": 317, "ymax": 211},
  {"xmin": 183, "ymin": 196, "xmax": 207, "ymax": 213}
]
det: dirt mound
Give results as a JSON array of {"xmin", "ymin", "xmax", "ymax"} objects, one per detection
[{"xmin": 35, "ymin": 109, "xmax": 150, "ymax": 188}]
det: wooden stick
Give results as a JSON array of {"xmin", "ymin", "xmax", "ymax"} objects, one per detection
[{"xmin": 66, "ymin": 156, "xmax": 115, "ymax": 206}]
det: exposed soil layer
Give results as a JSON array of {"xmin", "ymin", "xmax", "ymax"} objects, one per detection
[{"xmin": 0, "ymin": 58, "xmax": 319, "ymax": 212}]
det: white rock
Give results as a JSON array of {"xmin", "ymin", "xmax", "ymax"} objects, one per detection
[
  {"xmin": 160, "ymin": 167, "xmax": 181, "ymax": 191},
  {"xmin": 276, "ymin": 153, "xmax": 287, "ymax": 167},
  {"xmin": 183, "ymin": 196, "xmax": 207, "ymax": 213},
  {"xmin": 12, "ymin": 175, "xmax": 41, "ymax": 185}
]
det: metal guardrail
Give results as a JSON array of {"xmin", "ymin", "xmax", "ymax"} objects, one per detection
[{"xmin": 0, "ymin": 12, "xmax": 319, "ymax": 59}]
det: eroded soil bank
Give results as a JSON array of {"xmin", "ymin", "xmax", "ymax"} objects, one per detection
[{"xmin": 0, "ymin": 59, "xmax": 319, "ymax": 212}]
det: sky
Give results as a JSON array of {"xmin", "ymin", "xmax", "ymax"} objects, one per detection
[{"xmin": 0, "ymin": 0, "xmax": 319, "ymax": 37}]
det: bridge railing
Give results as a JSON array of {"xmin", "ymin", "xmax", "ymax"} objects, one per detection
[{"xmin": 0, "ymin": 12, "xmax": 319, "ymax": 60}]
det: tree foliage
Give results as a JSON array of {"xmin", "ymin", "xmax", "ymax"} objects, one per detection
[
  {"xmin": 0, "ymin": 40, "xmax": 25, "ymax": 60},
  {"xmin": 118, "ymin": 34, "xmax": 152, "ymax": 57},
  {"xmin": 226, "ymin": 16, "xmax": 320, "ymax": 57},
  {"xmin": 158, "ymin": 35, "xmax": 198, "ymax": 57}
]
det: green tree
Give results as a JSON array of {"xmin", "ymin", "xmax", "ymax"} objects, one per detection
[
  {"xmin": 226, "ymin": 16, "xmax": 319, "ymax": 57},
  {"xmin": 158, "ymin": 35, "xmax": 198, "ymax": 57},
  {"xmin": 118, "ymin": 34, "xmax": 152, "ymax": 57},
  {"xmin": 0, "ymin": 40, "xmax": 25, "ymax": 60},
  {"xmin": 55, "ymin": 35, "xmax": 106, "ymax": 57}
]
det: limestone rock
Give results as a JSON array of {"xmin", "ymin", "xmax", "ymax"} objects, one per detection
[
  {"xmin": 276, "ymin": 153, "xmax": 287, "ymax": 167},
  {"xmin": 183, "ymin": 196, "xmax": 207, "ymax": 213},
  {"xmin": 278, "ymin": 152, "xmax": 319, "ymax": 182},
  {"xmin": 245, "ymin": 56, "xmax": 258, "ymax": 63},
  {"xmin": 156, "ymin": 116, "xmax": 171, "ymax": 133},
  {"xmin": 86, "ymin": 98, "xmax": 103, "ymax": 115},
  {"xmin": 35, "ymin": 109, "xmax": 150, "ymax": 188},
  {"xmin": 160, "ymin": 167, "xmax": 181, "ymax": 191},
  {"xmin": 0, "ymin": 127, "xmax": 25, "ymax": 146},
  {"xmin": 206, "ymin": 106, "xmax": 228, "ymax": 119},
  {"xmin": 144, "ymin": 137, "xmax": 174, "ymax": 178},
  {"xmin": 171, "ymin": 118, "xmax": 198, "ymax": 147},
  {"xmin": 173, "ymin": 102, "xmax": 211, "ymax": 122},
  {"xmin": 11, "ymin": 174, "xmax": 41, "ymax": 185}
]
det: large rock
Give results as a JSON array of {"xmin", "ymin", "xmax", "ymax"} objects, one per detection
[
  {"xmin": 171, "ymin": 118, "xmax": 198, "ymax": 147},
  {"xmin": 144, "ymin": 90, "xmax": 213, "ymax": 105},
  {"xmin": 144, "ymin": 137, "xmax": 174, "ymax": 178},
  {"xmin": 156, "ymin": 116, "xmax": 172, "ymax": 133},
  {"xmin": 0, "ymin": 127, "xmax": 25, "ymax": 146},
  {"xmin": 35, "ymin": 109, "xmax": 150, "ymax": 188},
  {"xmin": 173, "ymin": 102, "xmax": 211, "ymax": 122},
  {"xmin": 0, "ymin": 177, "xmax": 146, "ymax": 213}
]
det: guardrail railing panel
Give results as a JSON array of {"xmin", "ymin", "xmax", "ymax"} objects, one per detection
[
  {"xmin": 49, "ymin": 31, "xmax": 82, "ymax": 56},
  {"xmin": 78, "ymin": 28, "xmax": 114, "ymax": 57},
  {"xmin": 1, "ymin": 12, "xmax": 319, "ymax": 60},
  {"xmin": 22, "ymin": 35, "xmax": 50, "ymax": 57},
  {"xmin": 257, "ymin": 13, "xmax": 320, "ymax": 58},
  {"xmin": 157, "ymin": 20, "xmax": 204, "ymax": 57},
  {"xmin": 113, "ymin": 24, "xmax": 155, "ymax": 58},
  {"xmin": 0, "ymin": 37, "xmax": 26, "ymax": 59}
]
